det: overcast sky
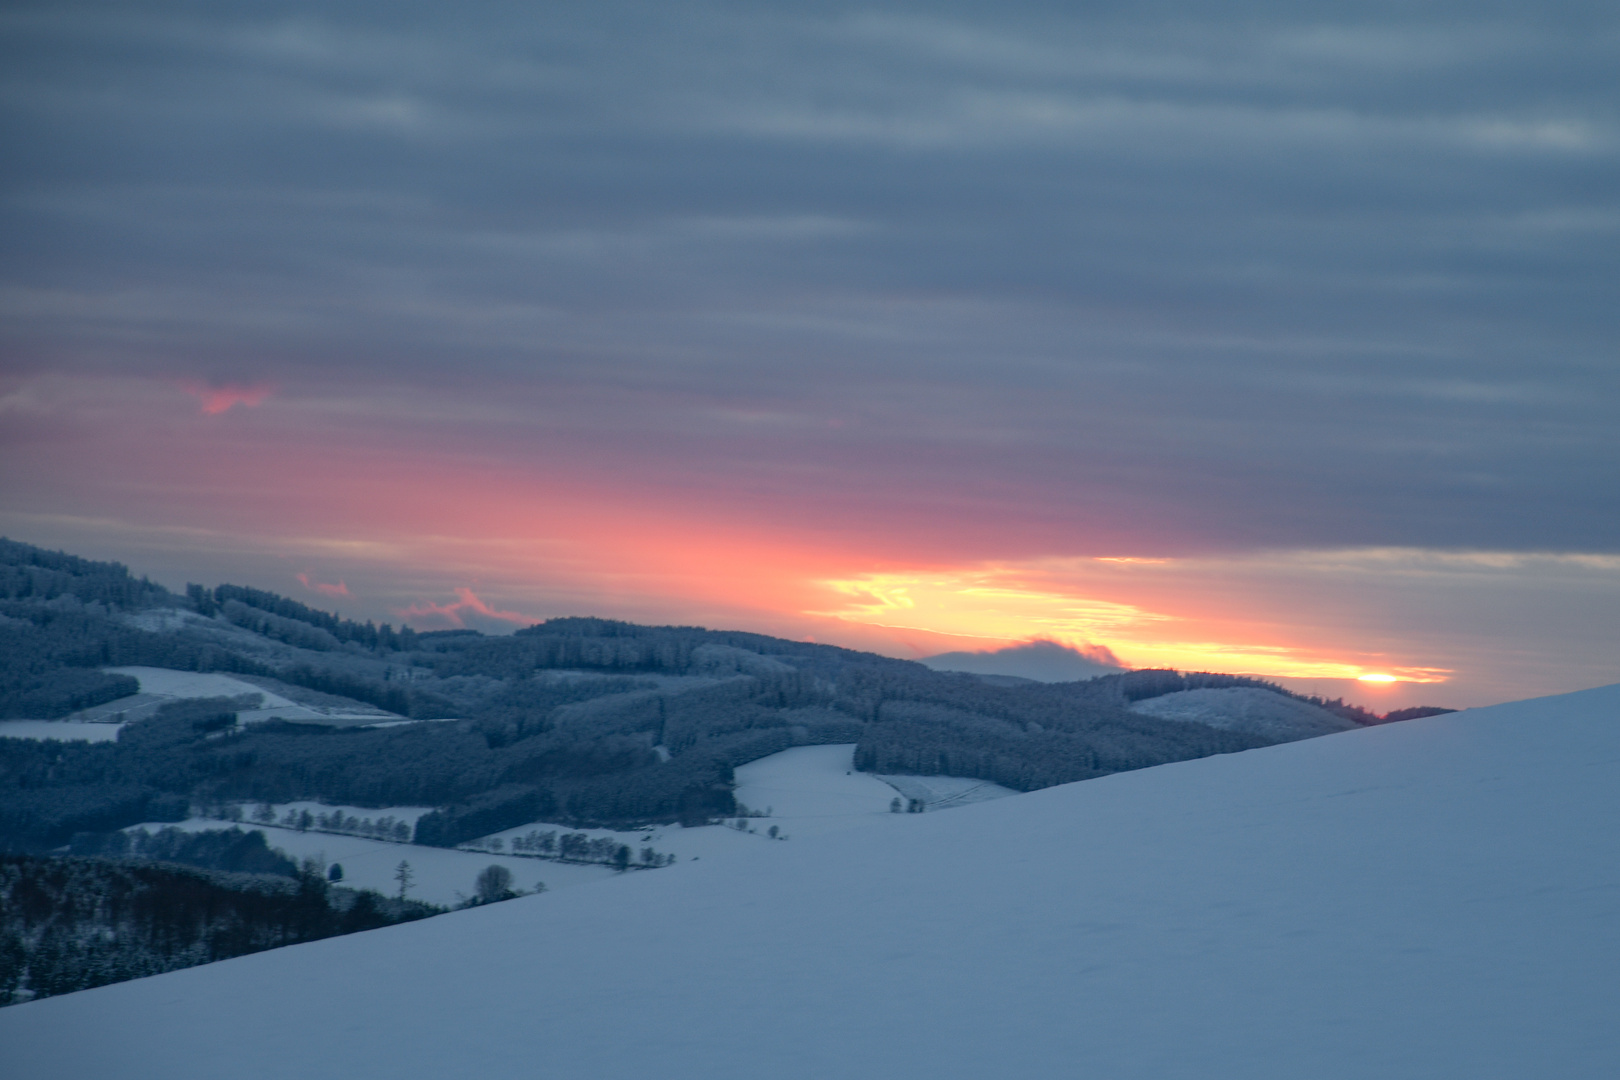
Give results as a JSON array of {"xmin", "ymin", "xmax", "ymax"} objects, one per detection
[{"xmin": 3, "ymin": 1, "xmax": 1616, "ymax": 705}]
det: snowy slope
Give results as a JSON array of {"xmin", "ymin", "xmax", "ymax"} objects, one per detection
[
  {"xmin": 99, "ymin": 666, "xmax": 402, "ymax": 726},
  {"xmin": 1129, "ymin": 685, "xmax": 1358, "ymax": 740},
  {"xmin": 731, "ymin": 742, "xmax": 904, "ymax": 830},
  {"xmin": 120, "ymin": 747, "xmax": 1010, "ymax": 906},
  {"xmin": 0, "ymin": 720, "xmax": 121, "ymax": 742},
  {"xmin": 126, "ymin": 806, "xmax": 614, "ymax": 906},
  {"xmin": 6, "ymin": 684, "xmax": 1620, "ymax": 1079}
]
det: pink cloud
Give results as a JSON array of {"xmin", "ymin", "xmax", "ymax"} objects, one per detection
[
  {"xmin": 296, "ymin": 572, "xmax": 350, "ymax": 598},
  {"xmin": 179, "ymin": 380, "xmax": 273, "ymax": 415},
  {"xmin": 397, "ymin": 587, "xmax": 536, "ymax": 629}
]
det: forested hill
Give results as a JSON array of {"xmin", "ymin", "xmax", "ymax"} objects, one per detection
[{"xmin": 0, "ymin": 538, "xmax": 1425, "ymax": 851}]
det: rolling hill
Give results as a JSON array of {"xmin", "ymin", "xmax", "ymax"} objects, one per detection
[
  {"xmin": 4, "ymin": 683, "xmax": 1617, "ymax": 1078},
  {"xmin": 3, "ymin": 537, "xmax": 1415, "ymax": 857}
]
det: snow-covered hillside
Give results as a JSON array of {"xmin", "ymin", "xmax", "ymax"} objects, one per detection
[
  {"xmin": 7, "ymin": 684, "xmax": 1620, "ymax": 1079},
  {"xmin": 1129, "ymin": 685, "xmax": 1357, "ymax": 740},
  {"xmin": 121, "ymin": 744, "xmax": 1001, "ymax": 906},
  {"xmin": 103, "ymin": 666, "xmax": 403, "ymax": 726}
]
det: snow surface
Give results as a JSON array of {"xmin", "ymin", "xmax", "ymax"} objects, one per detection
[
  {"xmin": 870, "ymin": 771, "xmax": 1018, "ymax": 809},
  {"xmin": 97, "ymin": 666, "xmax": 401, "ymax": 726},
  {"xmin": 729, "ymin": 743, "xmax": 1015, "ymax": 821},
  {"xmin": 140, "ymin": 813, "xmax": 616, "ymax": 905},
  {"xmin": 466, "ymin": 745, "xmax": 1012, "ymax": 879},
  {"xmin": 8, "ymin": 685, "xmax": 1620, "ymax": 1078},
  {"xmin": 1130, "ymin": 685, "xmax": 1358, "ymax": 741},
  {"xmin": 0, "ymin": 719, "xmax": 122, "ymax": 742},
  {"xmin": 122, "ymin": 747, "xmax": 1000, "ymax": 906},
  {"xmin": 731, "ymin": 743, "xmax": 900, "ymax": 831}
]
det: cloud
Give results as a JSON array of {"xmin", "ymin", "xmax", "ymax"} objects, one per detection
[
  {"xmin": 922, "ymin": 638, "xmax": 1127, "ymax": 683},
  {"xmin": 817, "ymin": 562, "xmax": 1454, "ymax": 683},
  {"xmin": 397, "ymin": 588, "xmax": 537, "ymax": 630},
  {"xmin": 296, "ymin": 572, "xmax": 350, "ymax": 598},
  {"xmin": 179, "ymin": 381, "xmax": 273, "ymax": 415},
  {"xmin": 0, "ymin": 2, "xmax": 1614, "ymax": 709}
]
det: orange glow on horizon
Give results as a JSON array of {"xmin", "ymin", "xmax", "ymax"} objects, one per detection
[
  {"xmin": 813, "ymin": 567, "xmax": 1452, "ymax": 683},
  {"xmin": 19, "ymin": 371, "xmax": 1620, "ymax": 710}
]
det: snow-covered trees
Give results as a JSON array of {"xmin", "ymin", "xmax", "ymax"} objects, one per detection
[
  {"xmin": 393, "ymin": 860, "xmax": 413, "ymax": 900},
  {"xmin": 473, "ymin": 865, "xmax": 514, "ymax": 904}
]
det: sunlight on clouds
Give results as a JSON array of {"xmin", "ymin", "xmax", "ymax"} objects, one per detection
[
  {"xmin": 816, "ymin": 562, "xmax": 1452, "ymax": 683},
  {"xmin": 296, "ymin": 572, "xmax": 350, "ymax": 598},
  {"xmin": 178, "ymin": 380, "xmax": 274, "ymax": 415},
  {"xmin": 396, "ymin": 587, "xmax": 538, "ymax": 629},
  {"xmin": 820, "ymin": 572, "xmax": 1159, "ymax": 638}
]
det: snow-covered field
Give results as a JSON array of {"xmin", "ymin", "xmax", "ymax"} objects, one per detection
[
  {"xmin": 870, "ymin": 771, "xmax": 1018, "ymax": 810},
  {"xmin": 731, "ymin": 743, "xmax": 903, "ymax": 831},
  {"xmin": 467, "ymin": 743, "xmax": 1016, "ymax": 864},
  {"xmin": 130, "ymin": 746, "xmax": 993, "ymax": 905},
  {"xmin": 728, "ymin": 742, "xmax": 1016, "ymax": 824},
  {"xmin": 0, "ymin": 720, "xmax": 123, "ymax": 742},
  {"xmin": 139, "ymin": 812, "xmax": 616, "ymax": 906},
  {"xmin": 8, "ymin": 684, "xmax": 1620, "ymax": 1078},
  {"xmin": 86, "ymin": 666, "xmax": 403, "ymax": 726}
]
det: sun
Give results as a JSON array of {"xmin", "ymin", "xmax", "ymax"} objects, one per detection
[{"xmin": 1357, "ymin": 673, "xmax": 1398, "ymax": 683}]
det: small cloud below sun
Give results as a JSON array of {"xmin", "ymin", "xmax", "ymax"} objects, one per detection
[
  {"xmin": 179, "ymin": 380, "xmax": 273, "ymax": 415},
  {"xmin": 296, "ymin": 572, "xmax": 350, "ymax": 598}
]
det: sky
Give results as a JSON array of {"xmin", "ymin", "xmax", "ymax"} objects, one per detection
[{"xmin": 2, "ymin": 1, "xmax": 1617, "ymax": 708}]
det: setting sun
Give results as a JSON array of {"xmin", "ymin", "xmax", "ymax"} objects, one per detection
[{"xmin": 1357, "ymin": 673, "xmax": 1399, "ymax": 683}]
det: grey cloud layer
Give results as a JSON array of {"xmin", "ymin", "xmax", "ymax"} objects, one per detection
[{"xmin": 3, "ymin": 1, "xmax": 1617, "ymax": 553}]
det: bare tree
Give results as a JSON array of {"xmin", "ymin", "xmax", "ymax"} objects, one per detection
[{"xmin": 394, "ymin": 859, "xmax": 414, "ymax": 900}]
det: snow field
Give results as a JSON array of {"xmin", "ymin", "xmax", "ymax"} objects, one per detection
[
  {"xmin": 870, "ymin": 772, "xmax": 1018, "ymax": 810},
  {"xmin": 0, "ymin": 720, "xmax": 123, "ymax": 742},
  {"xmin": 464, "ymin": 744, "xmax": 954, "ymax": 875},
  {"xmin": 99, "ymin": 666, "xmax": 401, "ymax": 726},
  {"xmin": 131, "ymin": 806, "xmax": 614, "ymax": 907},
  {"xmin": 730, "ymin": 743, "xmax": 908, "ymax": 832},
  {"xmin": 9, "ymin": 685, "xmax": 1620, "ymax": 1078},
  {"xmin": 122, "ymin": 747, "xmax": 1012, "ymax": 906}
]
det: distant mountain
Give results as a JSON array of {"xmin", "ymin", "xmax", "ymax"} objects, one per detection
[
  {"xmin": 8, "ymin": 684, "xmax": 1616, "ymax": 1077},
  {"xmin": 921, "ymin": 639, "xmax": 1126, "ymax": 682}
]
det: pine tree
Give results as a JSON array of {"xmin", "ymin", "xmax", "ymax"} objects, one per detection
[{"xmin": 394, "ymin": 860, "xmax": 414, "ymax": 900}]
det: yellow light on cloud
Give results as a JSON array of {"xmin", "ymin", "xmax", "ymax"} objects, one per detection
[{"xmin": 813, "ymin": 565, "xmax": 1450, "ymax": 684}]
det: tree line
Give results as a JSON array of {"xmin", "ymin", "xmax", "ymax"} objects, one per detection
[{"xmin": 0, "ymin": 848, "xmax": 441, "ymax": 1006}]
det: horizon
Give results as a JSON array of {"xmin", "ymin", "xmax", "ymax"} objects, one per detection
[
  {"xmin": 0, "ymin": 534, "xmax": 1534, "ymax": 714},
  {"xmin": 4, "ymin": 2, "xmax": 1617, "ymax": 711}
]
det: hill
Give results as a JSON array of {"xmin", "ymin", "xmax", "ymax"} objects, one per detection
[
  {"xmin": 4, "ymin": 683, "xmax": 1616, "ymax": 1077},
  {"xmin": 1128, "ymin": 686, "xmax": 1358, "ymax": 740},
  {"xmin": 1, "ymin": 537, "xmax": 1428, "ymax": 855}
]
